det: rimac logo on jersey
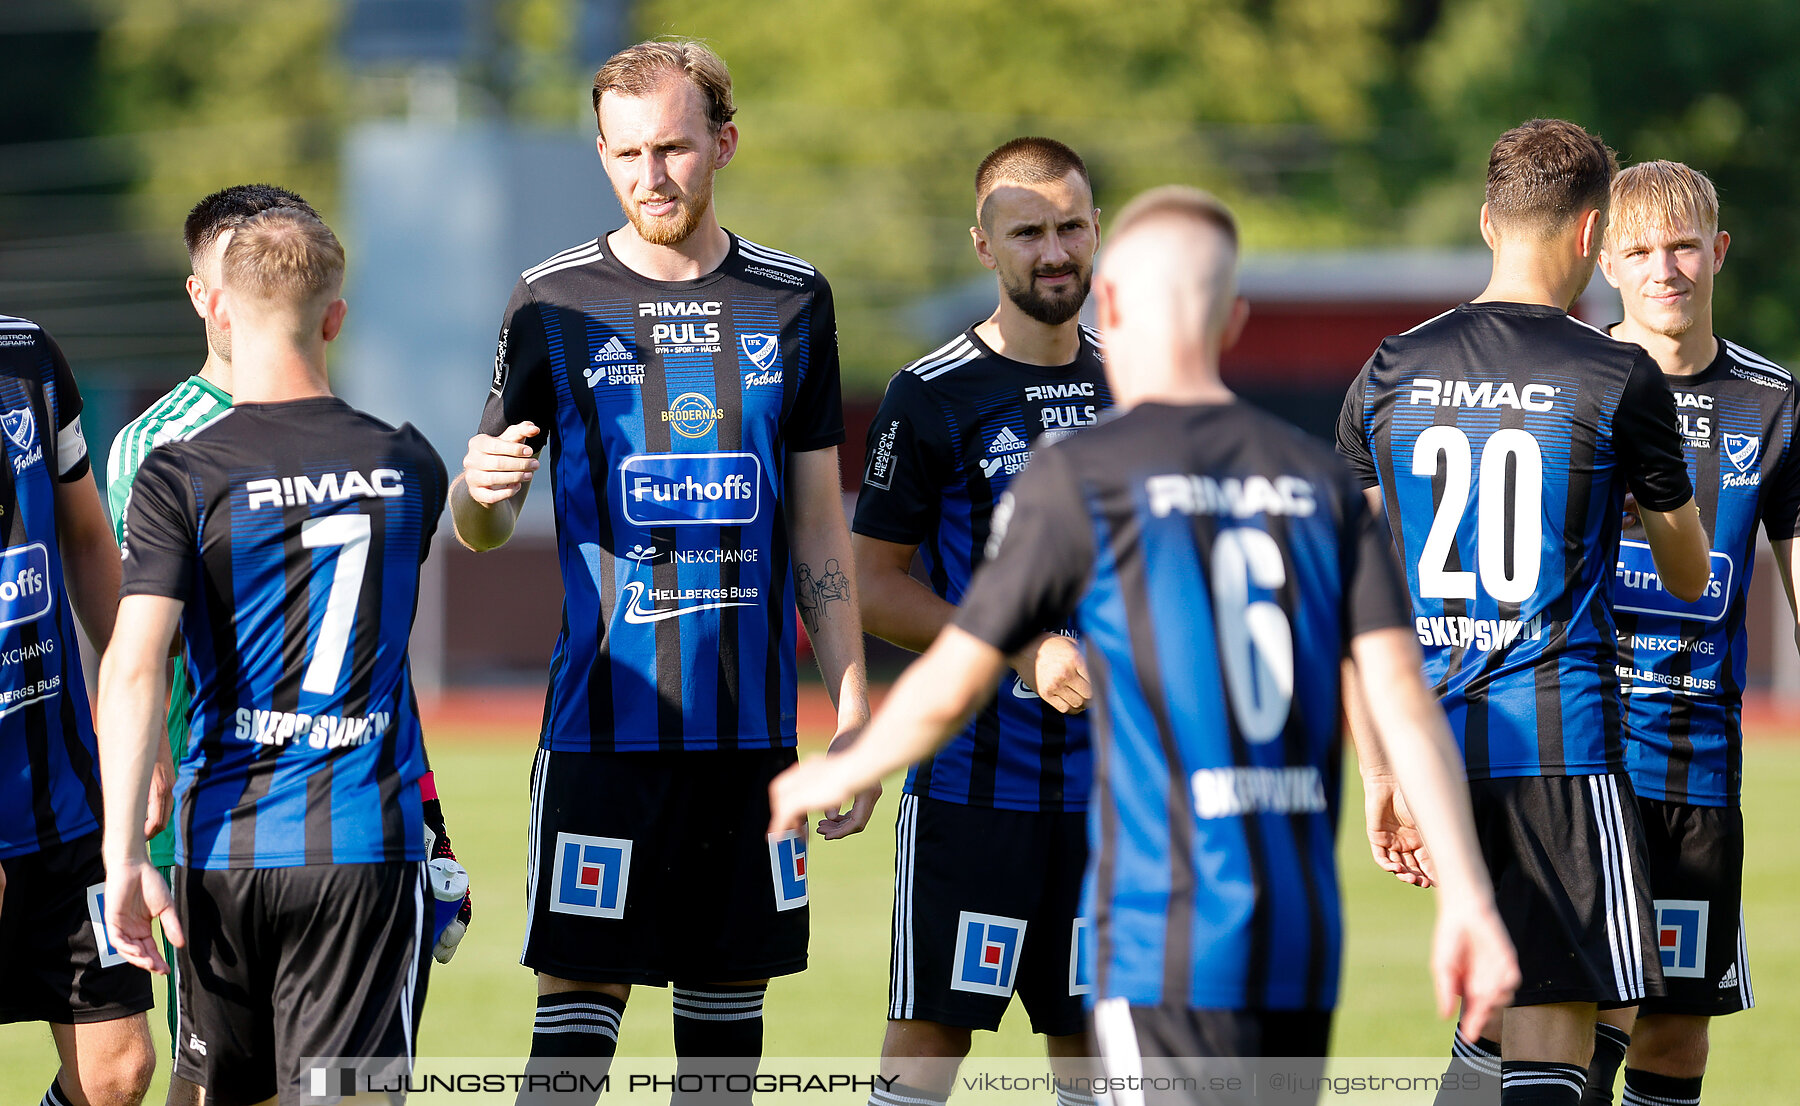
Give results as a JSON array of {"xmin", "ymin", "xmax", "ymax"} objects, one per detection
[
  {"xmin": 1613, "ymin": 540, "xmax": 1731, "ymax": 622},
  {"xmin": 549, "ymin": 832, "xmax": 632, "ymax": 919},
  {"xmin": 1657, "ymin": 899, "xmax": 1709, "ymax": 978},
  {"xmin": 1146, "ymin": 474, "xmax": 1316, "ymax": 519},
  {"xmin": 246, "ymin": 469, "xmax": 404, "ymax": 511},
  {"xmin": 620, "ymin": 452, "xmax": 761, "ymax": 527},
  {"xmin": 767, "ymin": 829, "xmax": 808, "ymax": 911},
  {"xmin": 0, "ymin": 543, "xmax": 52, "ymax": 631},
  {"xmin": 1406, "ymin": 378, "xmax": 1557, "ymax": 411},
  {"xmin": 85, "ymin": 883, "xmax": 127, "ymax": 969},
  {"xmin": 662, "ymin": 392, "xmax": 725, "ymax": 439},
  {"xmin": 951, "ymin": 912, "xmax": 1026, "ymax": 996},
  {"xmin": 1024, "ymin": 382, "xmax": 1095, "ymax": 402},
  {"xmin": 643, "ymin": 300, "xmax": 723, "ymax": 351},
  {"xmin": 1068, "ymin": 917, "xmax": 1094, "ymax": 996}
]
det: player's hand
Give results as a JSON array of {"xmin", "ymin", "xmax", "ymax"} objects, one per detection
[
  {"xmin": 814, "ymin": 728, "xmax": 882, "ymax": 839},
  {"xmin": 145, "ymin": 753, "xmax": 174, "ymax": 840},
  {"xmin": 1011, "ymin": 633, "xmax": 1091, "ymax": 715},
  {"xmin": 1431, "ymin": 897, "xmax": 1519, "ymax": 1033},
  {"xmin": 421, "ymin": 784, "xmax": 474, "ymax": 963},
  {"xmin": 1364, "ymin": 774, "xmax": 1436, "ymax": 888},
  {"xmin": 768, "ymin": 753, "xmax": 859, "ymax": 836},
  {"xmin": 461, "ymin": 422, "xmax": 541, "ymax": 506},
  {"xmin": 1622, "ymin": 491, "xmax": 1640, "ymax": 531},
  {"xmin": 103, "ymin": 857, "xmax": 183, "ymax": 975}
]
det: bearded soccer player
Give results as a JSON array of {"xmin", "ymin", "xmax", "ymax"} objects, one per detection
[
  {"xmin": 0, "ymin": 316, "xmax": 152, "ymax": 1106},
  {"xmin": 774, "ymin": 186, "xmax": 1519, "ymax": 1106},
  {"xmin": 852, "ymin": 137, "xmax": 1107, "ymax": 1106},
  {"xmin": 99, "ymin": 208, "xmax": 448, "ymax": 1105},
  {"xmin": 1568, "ymin": 161, "xmax": 1800, "ymax": 1106},
  {"xmin": 450, "ymin": 40, "xmax": 872, "ymax": 1102},
  {"xmin": 1337, "ymin": 120, "xmax": 1713, "ymax": 1105}
]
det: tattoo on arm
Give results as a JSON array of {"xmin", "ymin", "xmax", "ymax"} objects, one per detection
[{"xmin": 795, "ymin": 558, "xmax": 851, "ymax": 633}]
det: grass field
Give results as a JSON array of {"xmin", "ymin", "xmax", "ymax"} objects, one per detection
[{"xmin": 6, "ymin": 724, "xmax": 1800, "ymax": 1102}]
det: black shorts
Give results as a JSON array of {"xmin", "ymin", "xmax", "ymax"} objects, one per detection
[
  {"xmin": 523, "ymin": 747, "xmax": 807, "ymax": 986},
  {"xmin": 1470, "ymin": 773, "xmax": 1663, "ymax": 1007},
  {"xmin": 173, "ymin": 861, "xmax": 428, "ymax": 1106},
  {"xmin": 1091, "ymin": 997, "xmax": 1331, "ymax": 1105},
  {"xmin": 0, "ymin": 832, "xmax": 154, "ymax": 1025},
  {"xmin": 888, "ymin": 794, "xmax": 1088, "ymax": 1036},
  {"xmin": 1634, "ymin": 797, "xmax": 1752, "ymax": 1017}
]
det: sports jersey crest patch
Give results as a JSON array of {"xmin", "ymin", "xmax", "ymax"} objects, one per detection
[
  {"xmin": 740, "ymin": 333, "xmax": 780, "ymax": 371},
  {"xmin": 1723, "ymin": 433, "xmax": 1760, "ymax": 473},
  {"xmin": 2, "ymin": 406, "xmax": 36, "ymax": 451}
]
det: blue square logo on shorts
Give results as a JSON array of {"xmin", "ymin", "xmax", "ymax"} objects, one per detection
[
  {"xmin": 1656, "ymin": 898, "xmax": 1709, "ymax": 978},
  {"xmin": 85, "ymin": 882, "xmax": 126, "ymax": 969},
  {"xmin": 768, "ymin": 829, "xmax": 808, "ymax": 911},
  {"xmin": 1069, "ymin": 917, "xmax": 1094, "ymax": 996},
  {"xmin": 549, "ymin": 833, "xmax": 632, "ymax": 919},
  {"xmin": 950, "ymin": 911, "xmax": 1026, "ymax": 997}
]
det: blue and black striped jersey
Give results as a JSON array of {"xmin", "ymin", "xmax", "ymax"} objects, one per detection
[
  {"xmin": 1611, "ymin": 338, "xmax": 1800, "ymax": 807},
  {"xmin": 481, "ymin": 233, "xmax": 843, "ymax": 753},
  {"xmin": 853, "ymin": 326, "xmax": 1108, "ymax": 812},
  {"xmin": 0, "ymin": 316, "xmax": 102, "ymax": 860},
  {"xmin": 955, "ymin": 402, "xmax": 1411, "ymax": 1010},
  {"xmin": 120, "ymin": 398, "xmax": 446, "ymax": 870},
  {"xmin": 1338, "ymin": 302, "xmax": 1694, "ymax": 780}
]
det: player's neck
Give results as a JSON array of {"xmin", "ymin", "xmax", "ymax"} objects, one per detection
[
  {"xmin": 975, "ymin": 304, "xmax": 1081, "ymax": 367},
  {"xmin": 1474, "ymin": 243, "xmax": 1590, "ymax": 311},
  {"xmin": 1113, "ymin": 354, "xmax": 1235, "ymax": 410},
  {"xmin": 196, "ymin": 352, "xmax": 234, "ymax": 395},
  {"xmin": 607, "ymin": 215, "xmax": 731, "ymax": 282},
  {"xmin": 1613, "ymin": 316, "xmax": 1717, "ymax": 378},
  {"xmin": 228, "ymin": 343, "xmax": 332, "ymax": 403}
]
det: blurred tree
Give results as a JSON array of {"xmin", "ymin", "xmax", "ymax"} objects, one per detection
[{"xmin": 1407, "ymin": 0, "xmax": 1800, "ymax": 360}]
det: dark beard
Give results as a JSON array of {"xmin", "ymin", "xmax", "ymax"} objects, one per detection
[{"xmin": 1003, "ymin": 267, "xmax": 1090, "ymax": 325}]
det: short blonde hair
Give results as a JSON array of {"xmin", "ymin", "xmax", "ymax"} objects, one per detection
[
  {"xmin": 220, "ymin": 208, "xmax": 345, "ymax": 307},
  {"xmin": 1108, "ymin": 185, "xmax": 1239, "ymax": 249},
  {"xmin": 1607, "ymin": 160, "xmax": 1720, "ymax": 247},
  {"xmin": 592, "ymin": 39, "xmax": 735, "ymax": 137}
]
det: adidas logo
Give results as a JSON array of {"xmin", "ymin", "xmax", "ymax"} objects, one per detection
[
  {"xmin": 1719, "ymin": 963, "xmax": 1739, "ymax": 989},
  {"xmin": 988, "ymin": 426, "xmax": 1029, "ymax": 454},
  {"xmin": 592, "ymin": 336, "xmax": 633, "ymax": 363}
]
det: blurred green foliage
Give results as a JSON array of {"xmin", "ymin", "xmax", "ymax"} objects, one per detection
[{"xmin": 68, "ymin": 0, "xmax": 1800, "ymax": 381}]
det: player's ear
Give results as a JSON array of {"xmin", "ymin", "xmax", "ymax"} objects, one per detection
[
  {"xmin": 1713, "ymin": 230, "xmax": 1730, "ymax": 272},
  {"xmin": 594, "ymin": 133, "xmax": 606, "ymax": 161},
  {"xmin": 185, "ymin": 275, "xmax": 208, "ymax": 318},
  {"xmin": 322, "ymin": 298, "xmax": 348, "ymax": 343},
  {"xmin": 1093, "ymin": 273, "xmax": 1120, "ymax": 331},
  {"xmin": 713, "ymin": 121, "xmax": 738, "ymax": 171},
  {"xmin": 971, "ymin": 223, "xmax": 997, "ymax": 273},
  {"xmin": 1576, "ymin": 208, "xmax": 1602, "ymax": 260},
  {"xmin": 1478, "ymin": 203, "xmax": 1497, "ymax": 250},
  {"xmin": 1221, "ymin": 296, "xmax": 1251, "ymax": 352},
  {"xmin": 206, "ymin": 287, "xmax": 231, "ymax": 335},
  {"xmin": 1597, "ymin": 247, "xmax": 1621, "ymax": 289}
]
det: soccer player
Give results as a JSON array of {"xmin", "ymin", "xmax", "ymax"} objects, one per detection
[
  {"xmin": 1573, "ymin": 160, "xmax": 1800, "ymax": 1106},
  {"xmin": 772, "ymin": 186, "xmax": 1520, "ymax": 1106},
  {"xmin": 851, "ymin": 136, "xmax": 1106, "ymax": 1105},
  {"xmin": 98, "ymin": 207, "xmax": 448, "ymax": 1104},
  {"xmin": 450, "ymin": 40, "xmax": 873, "ymax": 1100},
  {"xmin": 0, "ymin": 315, "xmax": 152, "ymax": 1106},
  {"xmin": 1336, "ymin": 120, "xmax": 1713, "ymax": 1105}
]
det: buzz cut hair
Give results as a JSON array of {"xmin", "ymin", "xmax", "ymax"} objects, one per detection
[
  {"xmin": 975, "ymin": 137, "xmax": 1092, "ymax": 225},
  {"xmin": 1485, "ymin": 118, "xmax": 1618, "ymax": 235},
  {"xmin": 592, "ymin": 39, "xmax": 735, "ymax": 138},
  {"xmin": 220, "ymin": 208, "xmax": 345, "ymax": 309},
  {"xmin": 1607, "ymin": 159, "xmax": 1720, "ymax": 248},
  {"xmin": 182, "ymin": 183, "xmax": 318, "ymax": 269},
  {"xmin": 1107, "ymin": 184, "xmax": 1240, "ymax": 251}
]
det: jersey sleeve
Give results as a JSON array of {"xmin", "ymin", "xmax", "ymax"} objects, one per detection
[
  {"xmin": 784, "ymin": 273, "xmax": 847, "ymax": 453},
  {"xmin": 1334, "ymin": 361, "xmax": 1379, "ymax": 490},
  {"xmin": 120, "ymin": 447, "xmax": 199, "ymax": 601},
  {"xmin": 104, "ymin": 422, "xmax": 136, "ymax": 543},
  {"xmin": 1339, "ymin": 469, "xmax": 1413, "ymax": 642},
  {"xmin": 951, "ymin": 445, "xmax": 1096, "ymax": 656},
  {"xmin": 477, "ymin": 278, "xmax": 555, "ymax": 439},
  {"xmin": 1614, "ymin": 352, "xmax": 1694, "ymax": 512},
  {"xmin": 1762, "ymin": 405, "xmax": 1800, "ymax": 541},
  {"xmin": 851, "ymin": 370, "xmax": 953, "ymax": 546},
  {"xmin": 42, "ymin": 330, "xmax": 88, "ymax": 482},
  {"xmin": 406, "ymin": 427, "xmax": 451, "ymax": 563}
]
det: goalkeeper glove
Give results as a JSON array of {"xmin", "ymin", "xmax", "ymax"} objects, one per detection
[{"xmin": 421, "ymin": 774, "xmax": 473, "ymax": 964}]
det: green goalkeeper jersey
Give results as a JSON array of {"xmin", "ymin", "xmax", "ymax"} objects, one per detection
[{"xmin": 106, "ymin": 374, "xmax": 231, "ymax": 866}]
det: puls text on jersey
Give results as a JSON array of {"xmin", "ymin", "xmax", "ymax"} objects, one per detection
[{"xmin": 246, "ymin": 469, "xmax": 404, "ymax": 511}]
